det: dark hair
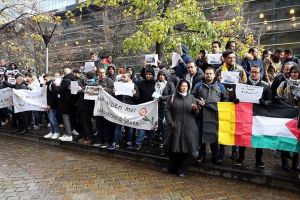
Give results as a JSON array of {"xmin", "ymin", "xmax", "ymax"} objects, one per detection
[
  {"xmin": 225, "ymin": 41, "xmax": 235, "ymax": 50},
  {"xmin": 262, "ymin": 49, "xmax": 271, "ymax": 57},
  {"xmin": 43, "ymin": 74, "xmax": 53, "ymax": 79},
  {"xmin": 90, "ymin": 52, "xmax": 98, "ymax": 56},
  {"xmin": 222, "ymin": 50, "xmax": 235, "ymax": 58},
  {"xmin": 284, "ymin": 48, "xmax": 293, "ymax": 55},
  {"xmin": 211, "ymin": 41, "xmax": 221, "ymax": 48},
  {"xmin": 289, "ymin": 65, "xmax": 300, "ymax": 78},
  {"xmin": 274, "ymin": 48, "xmax": 284, "ymax": 54},
  {"xmin": 96, "ymin": 67, "xmax": 105, "ymax": 74},
  {"xmin": 205, "ymin": 67, "xmax": 215, "ymax": 73},
  {"xmin": 250, "ymin": 65, "xmax": 260, "ymax": 72},
  {"xmin": 248, "ymin": 47, "xmax": 257, "ymax": 53},
  {"xmin": 177, "ymin": 79, "xmax": 190, "ymax": 91}
]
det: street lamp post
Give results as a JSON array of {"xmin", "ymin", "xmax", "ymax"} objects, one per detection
[{"xmin": 37, "ymin": 21, "xmax": 57, "ymax": 74}]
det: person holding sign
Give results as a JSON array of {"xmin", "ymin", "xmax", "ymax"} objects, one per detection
[
  {"xmin": 216, "ymin": 50, "xmax": 247, "ymax": 160},
  {"xmin": 234, "ymin": 65, "xmax": 272, "ymax": 169},
  {"xmin": 14, "ymin": 76, "xmax": 29, "ymax": 135},
  {"xmin": 54, "ymin": 68, "xmax": 77, "ymax": 142},
  {"xmin": 43, "ymin": 74, "xmax": 60, "ymax": 140},
  {"xmin": 108, "ymin": 73, "xmax": 140, "ymax": 150},
  {"xmin": 94, "ymin": 68, "xmax": 115, "ymax": 148},
  {"xmin": 192, "ymin": 67, "xmax": 228, "ymax": 164}
]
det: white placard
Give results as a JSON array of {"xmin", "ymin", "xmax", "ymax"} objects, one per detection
[
  {"xmin": 235, "ymin": 83, "xmax": 264, "ymax": 104},
  {"xmin": 171, "ymin": 52, "xmax": 183, "ymax": 68},
  {"xmin": 8, "ymin": 77, "xmax": 16, "ymax": 84},
  {"xmin": 13, "ymin": 87, "xmax": 47, "ymax": 113},
  {"xmin": 207, "ymin": 53, "xmax": 222, "ymax": 64},
  {"xmin": 70, "ymin": 81, "xmax": 79, "ymax": 94},
  {"xmin": 114, "ymin": 82, "xmax": 134, "ymax": 97},
  {"xmin": 54, "ymin": 78, "xmax": 62, "ymax": 86},
  {"xmin": 145, "ymin": 54, "xmax": 159, "ymax": 66},
  {"xmin": 84, "ymin": 62, "xmax": 95, "ymax": 72},
  {"xmin": 13, "ymin": 69, "xmax": 19, "ymax": 74},
  {"xmin": 152, "ymin": 91, "xmax": 161, "ymax": 99},
  {"xmin": 221, "ymin": 71, "xmax": 240, "ymax": 84},
  {"xmin": 5, "ymin": 70, "xmax": 13, "ymax": 75},
  {"xmin": 0, "ymin": 88, "xmax": 13, "ymax": 109},
  {"xmin": 0, "ymin": 67, "xmax": 5, "ymax": 74},
  {"xmin": 94, "ymin": 90, "xmax": 158, "ymax": 130},
  {"xmin": 84, "ymin": 86, "xmax": 99, "ymax": 100}
]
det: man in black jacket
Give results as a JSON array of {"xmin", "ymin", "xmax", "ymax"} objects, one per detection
[{"xmin": 235, "ymin": 65, "xmax": 272, "ymax": 169}]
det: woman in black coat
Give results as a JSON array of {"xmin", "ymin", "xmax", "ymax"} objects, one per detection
[{"xmin": 164, "ymin": 79, "xmax": 200, "ymax": 177}]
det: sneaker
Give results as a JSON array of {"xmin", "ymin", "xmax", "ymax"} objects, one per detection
[
  {"xmin": 59, "ymin": 135, "xmax": 73, "ymax": 142},
  {"xmin": 58, "ymin": 134, "xmax": 68, "ymax": 140},
  {"xmin": 256, "ymin": 161, "xmax": 265, "ymax": 169},
  {"xmin": 78, "ymin": 138, "xmax": 85, "ymax": 143},
  {"xmin": 93, "ymin": 143, "xmax": 101, "ymax": 147},
  {"xmin": 234, "ymin": 158, "xmax": 244, "ymax": 166},
  {"xmin": 33, "ymin": 125, "xmax": 40, "ymax": 130},
  {"xmin": 133, "ymin": 144, "xmax": 142, "ymax": 151},
  {"xmin": 51, "ymin": 133, "xmax": 60, "ymax": 139},
  {"xmin": 127, "ymin": 142, "xmax": 133, "ymax": 149},
  {"xmin": 44, "ymin": 132, "xmax": 53, "ymax": 138},
  {"xmin": 108, "ymin": 143, "xmax": 119, "ymax": 150},
  {"xmin": 72, "ymin": 129, "xmax": 79, "ymax": 136},
  {"xmin": 100, "ymin": 144, "xmax": 108, "ymax": 149}
]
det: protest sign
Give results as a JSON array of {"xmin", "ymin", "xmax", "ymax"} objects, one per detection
[
  {"xmin": 54, "ymin": 78, "xmax": 62, "ymax": 86},
  {"xmin": 235, "ymin": 83, "xmax": 263, "ymax": 104},
  {"xmin": 221, "ymin": 71, "xmax": 240, "ymax": 84},
  {"xmin": 114, "ymin": 82, "xmax": 134, "ymax": 97},
  {"xmin": 70, "ymin": 81, "xmax": 79, "ymax": 94},
  {"xmin": 0, "ymin": 67, "xmax": 5, "ymax": 74},
  {"xmin": 13, "ymin": 69, "xmax": 19, "ymax": 74},
  {"xmin": 84, "ymin": 62, "xmax": 95, "ymax": 72},
  {"xmin": 0, "ymin": 88, "xmax": 13, "ymax": 109},
  {"xmin": 207, "ymin": 53, "xmax": 222, "ymax": 64},
  {"xmin": 13, "ymin": 87, "xmax": 47, "ymax": 113},
  {"xmin": 84, "ymin": 86, "xmax": 99, "ymax": 100},
  {"xmin": 171, "ymin": 52, "xmax": 182, "ymax": 68},
  {"xmin": 8, "ymin": 77, "xmax": 16, "ymax": 84},
  {"xmin": 94, "ymin": 90, "xmax": 158, "ymax": 130},
  {"xmin": 5, "ymin": 70, "xmax": 13, "ymax": 75},
  {"xmin": 145, "ymin": 54, "xmax": 158, "ymax": 66}
]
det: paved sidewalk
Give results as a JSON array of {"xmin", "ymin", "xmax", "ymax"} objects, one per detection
[{"xmin": 0, "ymin": 135, "xmax": 299, "ymax": 200}]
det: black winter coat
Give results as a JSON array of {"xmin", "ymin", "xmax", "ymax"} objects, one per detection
[
  {"xmin": 55, "ymin": 73, "xmax": 76, "ymax": 114},
  {"xmin": 46, "ymin": 80, "xmax": 58, "ymax": 109},
  {"xmin": 137, "ymin": 79, "xmax": 155, "ymax": 103},
  {"xmin": 165, "ymin": 92, "xmax": 199, "ymax": 153}
]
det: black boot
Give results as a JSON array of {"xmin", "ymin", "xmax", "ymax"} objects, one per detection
[
  {"xmin": 292, "ymin": 153, "xmax": 300, "ymax": 172},
  {"xmin": 281, "ymin": 151, "xmax": 290, "ymax": 171}
]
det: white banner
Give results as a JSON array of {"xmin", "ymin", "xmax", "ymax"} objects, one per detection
[
  {"xmin": 171, "ymin": 52, "xmax": 183, "ymax": 68},
  {"xmin": 235, "ymin": 83, "xmax": 264, "ymax": 104},
  {"xmin": 13, "ymin": 87, "xmax": 47, "ymax": 113},
  {"xmin": 94, "ymin": 90, "xmax": 158, "ymax": 130},
  {"xmin": 0, "ymin": 88, "xmax": 13, "ymax": 109}
]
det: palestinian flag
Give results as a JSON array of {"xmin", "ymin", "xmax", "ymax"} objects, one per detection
[{"xmin": 203, "ymin": 102, "xmax": 300, "ymax": 153}]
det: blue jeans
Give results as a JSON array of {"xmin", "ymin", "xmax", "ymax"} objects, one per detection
[
  {"xmin": 114, "ymin": 125, "xmax": 133, "ymax": 144},
  {"xmin": 136, "ymin": 129, "xmax": 155, "ymax": 145},
  {"xmin": 48, "ymin": 109, "xmax": 59, "ymax": 133}
]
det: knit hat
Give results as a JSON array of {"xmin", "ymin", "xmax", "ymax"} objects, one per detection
[
  {"xmin": 145, "ymin": 67, "xmax": 155, "ymax": 76},
  {"xmin": 64, "ymin": 68, "xmax": 72, "ymax": 75}
]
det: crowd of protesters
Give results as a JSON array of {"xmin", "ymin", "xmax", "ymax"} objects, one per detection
[{"xmin": 0, "ymin": 42, "xmax": 300, "ymax": 177}]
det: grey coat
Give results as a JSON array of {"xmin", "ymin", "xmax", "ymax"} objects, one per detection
[
  {"xmin": 192, "ymin": 80, "xmax": 229, "ymax": 144},
  {"xmin": 164, "ymin": 92, "xmax": 199, "ymax": 153}
]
